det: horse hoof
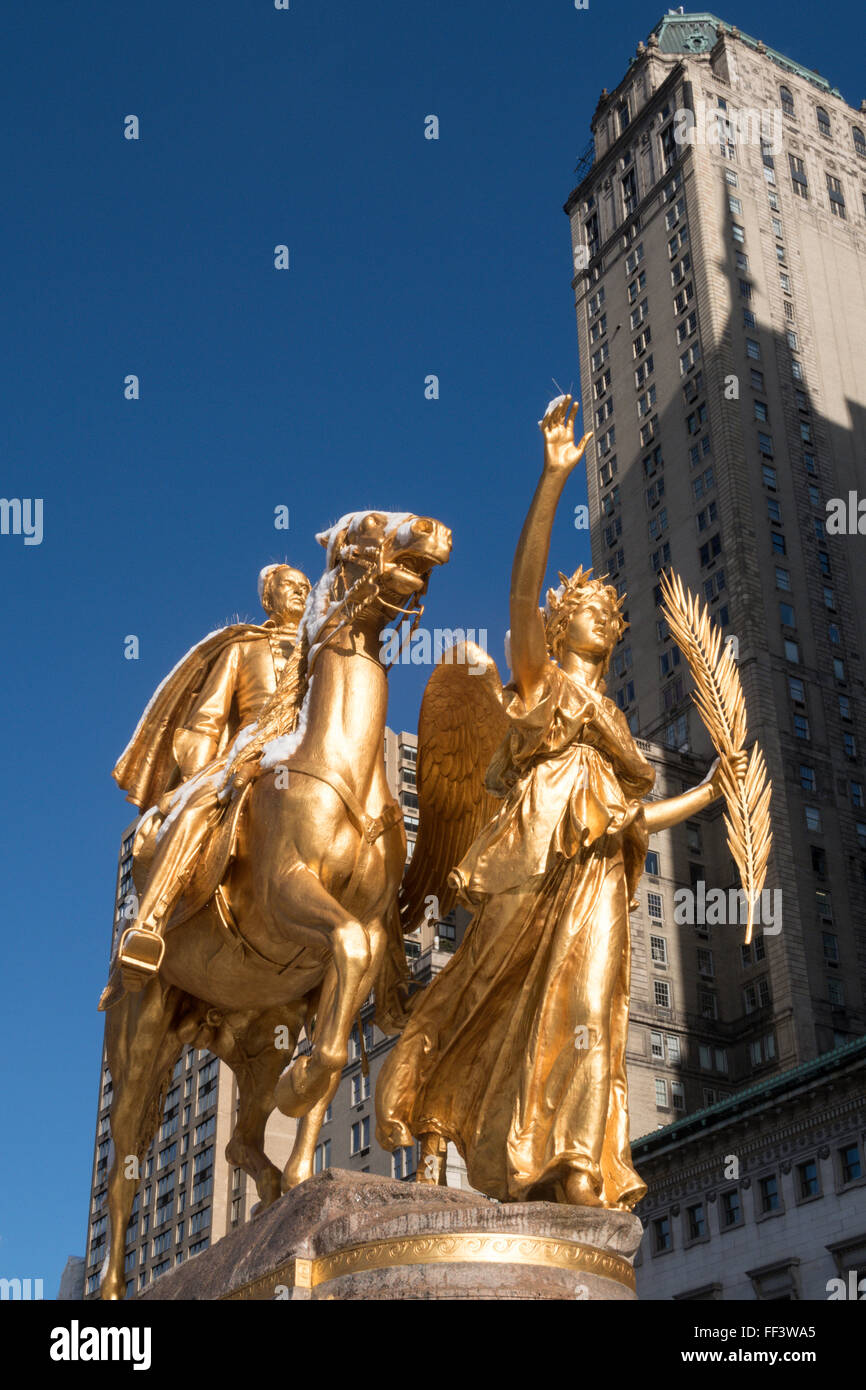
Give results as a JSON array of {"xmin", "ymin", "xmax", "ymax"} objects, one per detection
[
  {"xmin": 281, "ymin": 1162, "xmax": 312, "ymax": 1193},
  {"xmin": 256, "ymin": 1168, "xmax": 282, "ymax": 1209},
  {"xmin": 274, "ymin": 1056, "xmax": 332, "ymax": 1118}
]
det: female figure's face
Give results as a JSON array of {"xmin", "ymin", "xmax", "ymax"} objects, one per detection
[{"xmin": 564, "ymin": 593, "xmax": 619, "ymax": 664}]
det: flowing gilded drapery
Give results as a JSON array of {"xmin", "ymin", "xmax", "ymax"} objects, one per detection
[{"xmin": 376, "ymin": 662, "xmax": 655, "ymax": 1207}]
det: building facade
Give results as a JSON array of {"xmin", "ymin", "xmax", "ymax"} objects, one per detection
[{"xmin": 633, "ymin": 1036, "xmax": 866, "ymax": 1300}]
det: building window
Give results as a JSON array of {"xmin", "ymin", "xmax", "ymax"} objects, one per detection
[
  {"xmin": 392, "ymin": 1145, "xmax": 417, "ymax": 1180},
  {"xmin": 746, "ymin": 337, "xmax": 761, "ymax": 360},
  {"xmin": 721, "ymin": 1190, "xmax": 742, "ymax": 1227},
  {"xmin": 589, "ymin": 313, "xmax": 607, "ymax": 345},
  {"xmin": 744, "ymin": 977, "xmax": 771, "ymax": 1013},
  {"xmin": 584, "ymin": 212, "xmax": 600, "ymax": 260},
  {"xmin": 681, "ymin": 1203, "xmax": 705, "ymax": 1244},
  {"xmin": 671, "ymin": 1081, "xmax": 685, "ymax": 1112},
  {"xmin": 313, "ymin": 1139, "xmax": 331, "ymax": 1174},
  {"xmin": 797, "ymin": 1159, "xmax": 819, "ymax": 1200},
  {"xmin": 650, "ymin": 1031, "xmax": 664, "ymax": 1060},
  {"xmin": 627, "ymin": 270, "xmax": 647, "ymax": 305},
  {"xmin": 622, "ymin": 168, "xmax": 638, "ymax": 217},
  {"xmin": 698, "ymin": 990, "xmax": 718, "ymax": 1020},
  {"xmin": 650, "ymin": 934, "xmax": 667, "ymax": 965},
  {"xmin": 816, "ymin": 106, "xmax": 831, "ymax": 138},
  {"xmin": 805, "ymin": 805, "xmax": 822, "ymax": 832},
  {"xmin": 624, "ymin": 243, "xmax": 644, "ymax": 275},
  {"xmin": 654, "ymin": 1077, "xmax": 668, "ymax": 1108},
  {"xmin": 840, "ymin": 1144, "xmax": 862, "ymax": 1184},
  {"xmin": 759, "ymin": 1174, "xmax": 781, "ymax": 1213},
  {"xmin": 827, "ymin": 174, "xmax": 847, "ymax": 218},
  {"xmin": 780, "ymin": 86, "xmax": 795, "ymax": 118},
  {"xmin": 654, "ymin": 980, "xmax": 671, "ymax": 1009},
  {"xmin": 676, "ymin": 311, "xmax": 697, "ymax": 343},
  {"xmin": 350, "ymin": 1116, "xmax": 371, "ymax": 1156},
  {"xmin": 789, "ymin": 153, "xmax": 809, "ymax": 198},
  {"xmin": 653, "ymin": 1216, "xmax": 672, "ymax": 1253}
]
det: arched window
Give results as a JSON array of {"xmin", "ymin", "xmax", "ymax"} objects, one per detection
[
  {"xmin": 780, "ymin": 86, "xmax": 795, "ymax": 118},
  {"xmin": 817, "ymin": 106, "xmax": 831, "ymax": 137},
  {"xmin": 853, "ymin": 126, "xmax": 866, "ymax": 158}
]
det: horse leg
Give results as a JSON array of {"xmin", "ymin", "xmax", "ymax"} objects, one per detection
[
  {"xmin": 101, "ymin": 982, "xmax": 184, "ymax": 1300},
  {"xmin": 219, "ymin": 1007, "xmax": 304, "ymax": 1212},
  {"xmin": 282, "ymin": 920, "xmax": 389, "ymax": 1187},
  {"xmin": 281, "ymin": 1080, "xmax": 340, "ymax": 1191},
  {"xmin": 270, "ymin": 866, "xmax": 376, "ymax": 1117}
]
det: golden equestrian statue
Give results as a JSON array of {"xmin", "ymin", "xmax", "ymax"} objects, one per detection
[
  {"xmin": 97, "ymin": 511, "xmax": 451, "ymax": 1298},
  {"xmin": 376, "ymin": 396, "xmax": 771, "ymax": 1209}
]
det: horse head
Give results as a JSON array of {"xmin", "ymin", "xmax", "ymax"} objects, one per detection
[{"xmin": 302, "ymin": 511, "xmax": 452, "ymax": 656}]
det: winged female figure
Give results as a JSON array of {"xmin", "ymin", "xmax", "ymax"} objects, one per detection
[{"xmin": 376, "ymin": 395, "xmax": 747, "ymax": 1209}]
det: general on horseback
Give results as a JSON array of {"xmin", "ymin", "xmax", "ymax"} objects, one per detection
[{"xmin": 97, "ymin": 511, "xmax": 451, "ymax": 1299}]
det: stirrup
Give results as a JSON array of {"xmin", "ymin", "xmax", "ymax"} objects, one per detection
[{"xmin": 118, "ymin": 927, "xmax": 165, "ymax": 990}]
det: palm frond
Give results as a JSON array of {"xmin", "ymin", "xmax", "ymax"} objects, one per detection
[{"xmin": 660, "ymin": 572, "xmax": 773, "ymax": 943}]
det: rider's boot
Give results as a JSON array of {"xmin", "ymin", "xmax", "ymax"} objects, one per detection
[
  {"xmin": 97, "ymin": 915, "xmax": 165, "ymax": 1011},
  {"xmin": 117, "ymin": 919, "xmax": 166, "ymax": 992}
]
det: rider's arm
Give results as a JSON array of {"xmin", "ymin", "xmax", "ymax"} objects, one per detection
[{"xmin": 173, "ymin": 644, "xmax": 239, "ymax": 776}]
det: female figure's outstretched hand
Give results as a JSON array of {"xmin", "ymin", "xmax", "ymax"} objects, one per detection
[{"xmin": 540, "ymin": 395, "xmax": 592, "ymax": 475}]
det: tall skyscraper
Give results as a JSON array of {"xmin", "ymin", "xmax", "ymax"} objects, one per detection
[{"xmin": 563, "ymin": 12, "xmax": 866, "ymax": 1118}]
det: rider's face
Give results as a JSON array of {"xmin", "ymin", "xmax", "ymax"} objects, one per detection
[{"xmin": 266, "ymin": 568, "xmax": 310, "ymax": 624}]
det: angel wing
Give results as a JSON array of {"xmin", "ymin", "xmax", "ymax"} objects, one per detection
[{"xmin": 399, "ymin": 641, "xmax": 510, "ymax": 935}]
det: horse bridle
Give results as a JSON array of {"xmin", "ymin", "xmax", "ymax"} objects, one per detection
[{"xmin": 305, "ymin": 533, "xmax": 430, "ymax": 676}]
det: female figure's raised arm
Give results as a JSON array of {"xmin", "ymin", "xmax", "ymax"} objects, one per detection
[{"xmin": 510, "ymin": 397, "xmax": 591, "ymax": 707}]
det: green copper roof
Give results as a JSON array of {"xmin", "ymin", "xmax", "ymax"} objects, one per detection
[
  {"xmin": 649, "ymin": 11, "xmax": 841, "ymax": 96},
  {"xmin": 632, "ymin": 1034, "xmax": 866, "ymax": 1151}
]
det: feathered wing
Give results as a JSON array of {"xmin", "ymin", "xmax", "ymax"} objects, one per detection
[
  {"xmin": 399, "ymin": 641, "xmax": 510, "ymax": 935},
  {"xmin": 660, "ymin": 571, "xmax": 773, "ymax": 944}
]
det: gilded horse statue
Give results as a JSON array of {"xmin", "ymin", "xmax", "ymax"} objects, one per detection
[{"xmin": 98, "ymin": 510, "xmax": 451, "ymax": 1299}]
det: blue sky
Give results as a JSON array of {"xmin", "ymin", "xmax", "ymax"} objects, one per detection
[{"xmin": 0, "ymin": 0, "xmax": 861, "ymax": 1293}]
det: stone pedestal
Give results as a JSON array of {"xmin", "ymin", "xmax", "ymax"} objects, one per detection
[{"xmin": 139, "ymin": 1170, "xmax": 642, "ymax": 1301}]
